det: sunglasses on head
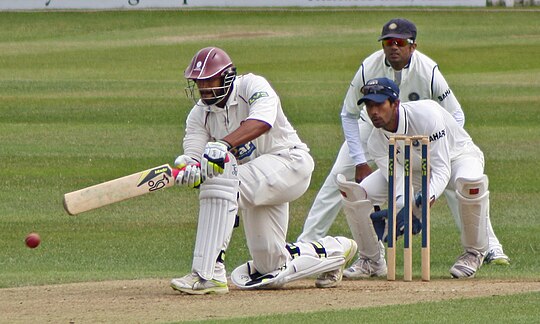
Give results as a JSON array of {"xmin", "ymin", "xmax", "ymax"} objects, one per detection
[
  {"xmin": 382, "ymin": 38, "xmax": 414, "ymax": 47},
  {"xmin": 361, "ymin": 84, "xmax": 397, "ymax": 96}
]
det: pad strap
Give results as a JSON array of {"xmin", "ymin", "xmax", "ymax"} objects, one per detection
[
  {"xmin": 286, "ymin": 243, "xmax": 301, "ymax": 259},
  {"xmin": 216, "ymin": 250, "xmax": 226, "ymax": 263},
  {"xmin": 311, "ymin": 242, "xmax": 327, "ymax": 258}
]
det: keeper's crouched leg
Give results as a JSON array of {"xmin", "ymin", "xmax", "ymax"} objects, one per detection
[
  {"xmin": 449, "ymin": 175, "xmax": 489, "ymax": 279},
  {"xmin": 231, "ymin": 236, "xmax": 357, "ymax": 289}
]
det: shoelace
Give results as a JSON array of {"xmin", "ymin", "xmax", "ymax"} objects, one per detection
[
  {"xmin": 358, "ymin": 258, "xmax": 374, "ymax": 273},
  {"xmin": 460, "ymin": 252, "xmax": 480, "ymax": 266},
  {"xmin": 326, "ymin": 270, "xmax": 340, "ymax": 280}
]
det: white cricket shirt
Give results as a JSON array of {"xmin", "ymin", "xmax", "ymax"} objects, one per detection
[
  {"xmin": 183, "ymin": 73, "xmax": 308, "ymax": 164},
  {"xmin": 341, "ymin": 49, "xmax": 464, "ymax": 166},
  {"xmin": 368, "ymin": 99, "xmax": 478, "ymax": 200}
]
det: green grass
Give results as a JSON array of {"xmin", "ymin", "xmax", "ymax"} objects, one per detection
[
  {"xmin": 183, "ymin": 291, "xmax": 540, "ymax": 324},
  {"xmin": 1, "ymin": 7, "xmax": 539, "ymax": 322}
]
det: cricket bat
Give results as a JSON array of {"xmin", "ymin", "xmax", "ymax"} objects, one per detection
[{"xmin": 63, "ymin": 164, "xmax": 180, "ymax": 215}]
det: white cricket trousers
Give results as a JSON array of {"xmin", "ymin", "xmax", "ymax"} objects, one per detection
[
  {"xmin": 298, "ymin": 141, "xmax": 356, "ymax": 242},
  {"xmin": 238, "ymin": 148, "xmax": 314, "ymax": 274}
]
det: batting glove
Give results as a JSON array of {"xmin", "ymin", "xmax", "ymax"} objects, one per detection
[
  {"xmin": 174, "ymin": 155, "xmax": 201, "ymax": 188},
  {"xmin": 201, "ymin": 140, "xmax": 231, "ymax": 181}
]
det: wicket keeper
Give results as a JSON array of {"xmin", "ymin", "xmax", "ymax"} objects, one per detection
[
  {"xmin": 298, "ymin": 18, "xmax": 509, "ymax": 278},
  {"xmin": 338, "ymin": 77, "xmax": 493, "ymax": 279}
]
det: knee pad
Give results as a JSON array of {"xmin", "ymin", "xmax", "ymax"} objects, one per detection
[{"xmin": 456, "ymin": 175, "xmax": 488, "ymax": 198}]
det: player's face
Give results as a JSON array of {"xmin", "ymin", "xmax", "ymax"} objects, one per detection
[
  {"xmin": 196, "ymin": 76, "xmax": 225, "ymax": 105},
  {"xmin": 365, "ymin": 99, "xmax": 399, "ymax": 132},
  {"xmin": 382, "ymin": 38, "xmax": 416, "ymax": 70}
]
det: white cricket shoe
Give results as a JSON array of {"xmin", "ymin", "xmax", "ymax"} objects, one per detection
[
  {"xmin": 343, "ymin": 256, "xmax": 387, "ymax": 279},
  {"xmin": 171, "ymin": 272, "xmax": 228, "ymax": 295},
  {"xmin": 484, "ymin": 247, "xmax": 510, "ymax": 265},
  {"xmin": 450, "ymin": 250, "xmax": 484, "ymax": 278},
  {"xmin": 315, "ymin": 238, "xmax": 358, "ymax": 288}
]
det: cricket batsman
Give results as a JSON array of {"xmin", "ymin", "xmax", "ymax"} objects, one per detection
[{"xmin": 170, "ymin": 47, "xmax": 357, "ymax": 294}]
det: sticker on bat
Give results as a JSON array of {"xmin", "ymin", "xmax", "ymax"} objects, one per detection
[{"xmin": 137, "ymin": 165, "xmax": 173, "ymax": 190}]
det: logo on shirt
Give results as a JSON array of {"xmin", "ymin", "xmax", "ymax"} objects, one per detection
[
  {"xmin": 408, "ymin": 92, "xmax": 420, "ymax": 101},
  {"xmin": 248, "ymin": 92, "xmax": 269, "ymax": 104},
  {"xmin": 231, "ymin": 142, "xmax": 256, "ymax": 161},
  {"xmin": 429, "ymin": 129, "xmax": 446, "ymax": 142},
  {"xmin": 438, "ymin": 89, "xmax": 451, "ymax": 102}
]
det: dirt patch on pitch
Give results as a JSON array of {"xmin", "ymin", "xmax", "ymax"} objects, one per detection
[{"xmin": 1, "ymin": 278, "xmax": 539, "ymax": 323}]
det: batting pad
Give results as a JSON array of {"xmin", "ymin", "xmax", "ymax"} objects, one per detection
[
  {"xmin": 336, "ymin": 173, "xmax": 368, "ymax": 201},
  {"xmin": 192, "ymin": 175, "xmax": 239, "ymax": 281},
  {"xmin": 342, "ymin": 199, "xmax": 384, "ymax": 261},
  {"xmin": 231, "ymin": 237, "xmax": 351, "ymax": 289},
  {"xmin": 337, "ymin": 174, "xmax": 382, "ymax": 261},
  {"xmin": 455, "ymin": 175, "xmax": 489, "ymax": 252},
  {"xmin": 231, "ymin": 255, "xmax": 344, "ymax": 289}
]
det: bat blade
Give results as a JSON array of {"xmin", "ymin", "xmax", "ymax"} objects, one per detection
[{"xmin": 63, "ymin": 164, "xmax": 179, "ymax": 215}]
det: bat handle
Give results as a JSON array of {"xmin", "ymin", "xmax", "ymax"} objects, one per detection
[{"xmin": 173, "ymin": 162, "xmax": 200, "ymax": 178}]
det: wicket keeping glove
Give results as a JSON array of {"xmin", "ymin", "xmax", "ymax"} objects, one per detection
[
  {"xmin": 396, "ymin": 207, "xmax": 422, "ymax": 238},
  {"xmin": 370, "ymin": 209, "xmax": 387, "ymax": 241},
  {"xmin": 371, "ymin": 208, "xmax": 422, "ymax": 243},
  {"xmin": 201, "ymin": 140, "xmax": 231, "ymax": 181},
  {"xmin": 413, "ymin": 192, "xmax": 435, "ymax": 218},
  {"xmin": 414, "ymin": 192, "xmax": 423, "ymax": 208},
  {"xmin": 174, "ymin": 155, "xmax": 201, "ymax": 188}
]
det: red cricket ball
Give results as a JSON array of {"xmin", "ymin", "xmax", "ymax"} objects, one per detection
[{"xmin": 25, "ymin": 232, "xmax": 41, "ymax": 249}]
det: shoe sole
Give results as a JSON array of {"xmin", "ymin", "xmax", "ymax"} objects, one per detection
[
  {"xmin": 450, "ymin": 273, "xmax": 476, "ymax": 279},
  {"xmin": 343, "ymin": 259, "xmax": 388, "ymax": 279},
  {"xmin": 315, "ymin": 277, "xmax": 338, "ymax": 289},
  {"xmin": 171, "ymin": 283, "xmax": 229, "ymax": 295},
  {"xmin": 485, "ymin": 258, "xmax": 510, "ymax": 266},
  {"xmin": 343, "ymin": 269, "xmax": 387, "ymax": 279},
  {"xmin": 449, "ymin": 266, "xmax": 477, "ymax": 279}
]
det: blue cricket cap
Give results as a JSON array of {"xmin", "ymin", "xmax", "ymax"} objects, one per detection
[
  {"xmin": 357, "ymin": 77, "xmax": 400, "ymax": 105},
  {"xmin": 378, "ymin": 18, "xmax": 417, "ymax": 41}
]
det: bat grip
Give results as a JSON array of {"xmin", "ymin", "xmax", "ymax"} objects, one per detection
[{"xmin": 173, "ymin": 162, "xmax": 201, "ymax": 178}]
